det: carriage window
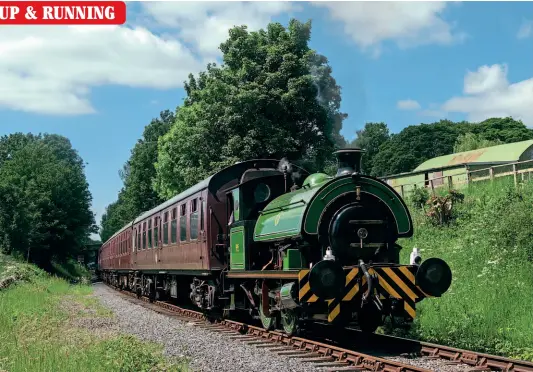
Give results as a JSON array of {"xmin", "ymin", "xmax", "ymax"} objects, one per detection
[
  {"xmin": 190, "ymin": 199, "xmax": 199, "ymax": 240},
  {"xmin": 137, "ymin": 228, "xmax": 141, "ymax": 251},
  {"xmin": 148, "ymin": 219, "xmax": 153, "ymax": 248},
  {"xmin": 180, "ymin": 204, "xmax": 187, "ymax": 242},
  {"xmin": 163, "ymin": 211, "xmax": 169, "ymax": 245},
  {"xmin": 142, "ymin": 222, "xmax": 147, "ymax": 249},
  {"xmin": 154, "ymin": 217, "xmax": 159, "ymax": 248},
  {"xmin": 171, "ymin": 208, "xmax": 177, "ymax": 244}
]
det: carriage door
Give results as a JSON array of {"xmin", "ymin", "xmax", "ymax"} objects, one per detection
[
  {"xmin": 132, "ymin": 227, "xmax": 138, "ymax": 265},
  {"xmin": 187, "ymin": 198, "xmax": 203, "ymax": 269},
  {"xmin": 199, "ymin": 196, "xmax": 207, "ymax": 269}
]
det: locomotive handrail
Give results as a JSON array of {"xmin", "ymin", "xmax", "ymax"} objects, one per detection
[{"xmin": 258, "ymin": 199, "xmax": 307, "ymax": 215}]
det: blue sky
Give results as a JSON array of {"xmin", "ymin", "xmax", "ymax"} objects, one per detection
[{"xmin": 1, "ymin": 1, "xmax": 532, "ymax": 235}]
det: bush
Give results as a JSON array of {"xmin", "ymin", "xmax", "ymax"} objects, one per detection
[
  {"xmin": 425, "ymin": 189, "xmax": 464, "ymax": 226},
  {"xmin": 409, "ymin": 187, "xmax": 430, "ymax": 210}
]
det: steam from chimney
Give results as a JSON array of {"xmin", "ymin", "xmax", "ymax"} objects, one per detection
[{"xmin": 277, "ymin": 158, "xmax": 304, "ymax": 186}]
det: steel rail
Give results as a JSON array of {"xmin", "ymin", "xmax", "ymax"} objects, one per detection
[
  {"xmin": 106, "ymin": 284, "xmax": 533, "ymax": 372},
  {"xmin": 337, "ymin": 328, "xmax": 533, "ymax": 372}
]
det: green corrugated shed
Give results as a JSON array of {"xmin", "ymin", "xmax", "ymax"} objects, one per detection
[{"xmin": 414, "ymin": 140, "xmax": 533, "ymax": 172}]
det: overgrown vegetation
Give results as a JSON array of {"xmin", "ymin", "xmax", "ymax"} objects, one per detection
[
  {"xmin": 0, "ymin": 256, "xmax": 187, "ymax": 372},
  {"xmin": 397, "ymin": 179, "xmax": 533, "ymax": 361},
  {"xmin": 424, "ymin": 189, "xmax": 465, "ymax": 226}
]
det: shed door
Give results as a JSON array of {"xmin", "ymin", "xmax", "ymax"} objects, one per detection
[{"xmin": 433, "ymin": 171, "xmax": 444, "ymax": 186}]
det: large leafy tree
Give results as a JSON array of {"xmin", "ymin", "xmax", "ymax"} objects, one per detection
[
  {"xmin": 121, "ymin": 110, "xmax": 174, "ymax": 216},
  {"xmin": 372, "ymin": 120, "xmax": 461, "ymax": 177},
  {"xmin": 154, "ymin": 20, "xmax": 347, "ymax": 198},
  {"xmin": 100, "ymin": 110, "xmax": 175, "ymax": 242},
  {"xmin": 468, "ymin": 117, "xmax": 533, "ymax": 143},
  {"xmin": 0, "ymin": 134, "xmax": 95, "ymax": 268},
  {"xmin": 349, "ymin": 122, "xmax": 390, "ymax": 176}
]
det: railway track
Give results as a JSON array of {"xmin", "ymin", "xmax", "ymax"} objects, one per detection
[{"xmin": 105, "ymin": 284, "xmax": 533, "ymax": 372}]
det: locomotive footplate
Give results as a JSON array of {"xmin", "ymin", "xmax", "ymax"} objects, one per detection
[{"xmin": 298, "ymin": 265, "xmax": 429, "ymax": 323}]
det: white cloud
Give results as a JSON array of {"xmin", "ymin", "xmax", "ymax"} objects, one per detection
[
  {"xmin": 517, "ymin": 20, "xmax": 532, "ymax": 39},
  {"xmin": 314, "ymin": 2, "xmax": 464, "ymax": 55},
  {"xmin": 139, "ymin": 2, "xmax": 292, "ymax": 57},
  {"xmin": 0, "ymin": 26, "xmax": 202, "ymax": 115},
  {"xmin": 440, "ymin": 64, "xmax": 533, "ymax": 125},
  {"xmin": 397, "ymin": 99, "xmax": 421, "ymax": 110},
  {"xmin": 0, "ymin": 2, "xmax": 290, "ymax": 115}
]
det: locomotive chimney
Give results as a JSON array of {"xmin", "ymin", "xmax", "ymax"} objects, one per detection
[{"xmin": 334, "ymin": 148, "xmax": 365, "ymax": 177}]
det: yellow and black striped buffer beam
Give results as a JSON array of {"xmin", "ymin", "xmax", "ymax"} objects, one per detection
[
  {"xmin": 298, "ymin": 269, "xmax": 319, "ymax": 303},
  {"xmin": 371, "ymin": 266, "xmax": 427, "ymax": 319},
  {"xmin": 299, "ymin": 265, "xmax": 430, "ymax": 322}
]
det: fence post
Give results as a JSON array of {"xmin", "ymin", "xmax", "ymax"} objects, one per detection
[
  {"xmin": 513, "ymin": 164, "xmax": 518, "ymax": 187},
  {"xmin": 447, "ymin": 175, "xmax": 453, "ymax": 190},
  {"xmin": 489, "ymin": 167, "xmax": 494, "ymax": 182},
  {"xmin": 466, "ymin": 171, "xmax": 471, "ymax": 185},
  {"xmin": 430, "ymin": 179, "xmax": 435, "ymax": 195}
]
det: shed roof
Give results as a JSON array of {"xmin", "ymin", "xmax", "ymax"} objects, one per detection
[{"xmin": 413, "ymin": 140, "xmax": 533, "ymax": 172}]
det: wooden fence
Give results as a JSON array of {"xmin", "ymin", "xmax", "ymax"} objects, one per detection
[{"xmin": 385, "ymin": 159, "xmax": 533, "ymax": 198}]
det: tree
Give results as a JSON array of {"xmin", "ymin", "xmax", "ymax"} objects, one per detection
[
  {"xmin": 99, "ymin": 110, "xmax": 175, "ymax": 242},
  {"xmin": 470, "ymin": 117, "xmax": 533, "ymax": 143},
  {"xmin": 0, "ymin": 134, "xmax": 95, "ymax": 268},
  {"xmin": 371, "ymin": 117, "xmax": 533, "ymax": 177},
  {"xmin": 350, "ymin": 122, "xmax": 390, "ymax": 176},
  {"xmin": 154, "ymin": 19, "xmax": 347, "ymax": 198},
  {"xmin": 453, "ymin": 132, "xmax": 502, "ymax": 153},
  {"xmin": 372, "ymin": 120, "xmax": 461, "ymax": 176},
  {"xmin": 122, "ymin": 110, "xmax": 174, "ymax": 215},
  {"xmin": 99, "ymin": 193, "xmax": 129, "ymax": 243}
]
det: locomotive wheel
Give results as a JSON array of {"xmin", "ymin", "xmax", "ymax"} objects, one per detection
[
  {"xmin": 259, "ymin": 295, "xmax": 277, "ymax": 330},
  {"xmin": 280, "ymin": 309, "xmax": 298, "ymax": 336}
]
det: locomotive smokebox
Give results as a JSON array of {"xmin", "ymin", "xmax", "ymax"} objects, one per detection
[{"xmin": 334, "ymin": 148, "xmax": 365, "ymax": 177}]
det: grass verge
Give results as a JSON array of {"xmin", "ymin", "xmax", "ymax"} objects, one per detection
[
  {"xmin": 395, "ymin": 179, "xmax": 533, "ymax": 361},
  {"xmin": 0, "ymin": 258, "xmax": 188, "ymax": 372}
]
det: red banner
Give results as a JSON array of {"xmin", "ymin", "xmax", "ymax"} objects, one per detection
[{"xmin": 0, "ymin": 1, "xmax": 126, "ymax": 25}]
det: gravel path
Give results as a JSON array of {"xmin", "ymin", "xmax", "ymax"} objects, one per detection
[
  {"xmin": 92, "ymin": 283, "xmax": 321, "ymax": 372},
  {"xmin": 92, "ymin": 283, "xmax": 470, "ymax": 372}
]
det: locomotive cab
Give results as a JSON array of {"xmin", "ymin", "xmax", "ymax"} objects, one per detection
[{"xmin": 225, "ymin": 168, "xmax": 303, "ymax": 271}]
